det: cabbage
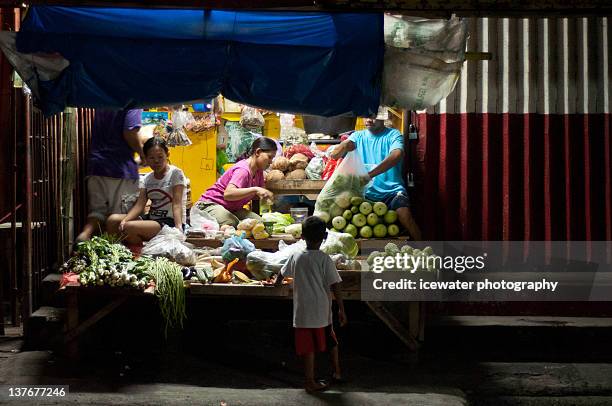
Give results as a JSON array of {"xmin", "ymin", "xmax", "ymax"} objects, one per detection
[
  {"xmin": 262, "ymin": 212, "xmax": 294, "ymax": 233},
  {"xmin": 321, "ymin": 230, "xmax": 359, "ymax": 258}
]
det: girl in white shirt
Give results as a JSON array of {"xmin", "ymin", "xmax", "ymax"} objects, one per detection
[{"xmin": 107, "ymin": 137, "xmax": 186, "ymax": 246}]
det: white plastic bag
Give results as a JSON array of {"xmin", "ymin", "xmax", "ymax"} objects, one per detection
[
  {"xmin": 246, "ymin": 239, "xmax": 307, "ymax": 279},
  {"xmin": 189, "ymin": 205, "xmax": 220, "ymax": 232},
  {"xmin": 314, "ymin": 151, "xmax": 370, "ymax": 223},
  {"xmin": 142, "ymin": 225, "xmax": 196, "ymax": 266},
  {"xmin": 382, "ymin": 15, "xmax": 468, "ymax": 110},
  {"xmin": 305, "ymin": 156, "xmax": 325, "ymax": 180}
]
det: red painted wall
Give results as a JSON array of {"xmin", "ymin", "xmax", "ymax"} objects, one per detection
[{"xmin": 412, "ymin": 113, "xmax": 612, "ymax": 241}]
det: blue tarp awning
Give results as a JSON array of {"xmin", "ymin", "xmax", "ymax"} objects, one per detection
[{"xmin": 14, "ymin": 6, "xmax": 383, "ymax": 116}]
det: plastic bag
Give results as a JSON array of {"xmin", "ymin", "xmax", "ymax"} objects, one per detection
[
  {"xmin": 284, "ymin": 144, "xmax": 315, "ymax": 160},
  {"xmin": 172, "ymin": 109, "xmax": 195, "ymax": 132},
  {"xmin": 321, "ymin": 158, "xmax": 341, "ymax": 181},
  {"xmin": 225, "ymin": 121, "xmax": 257, "ymax": 162},
  {"xmin": 310, "ymin": 142, "xmax": 325, "ymax": 158},
  {"xmin": 237, "ymin": 218, "xmax": 259, "ymax": 231},
  {"xmin": 189, "ymin": 205, "xmax": 220, "ymax": 232},
  {"xmin": 321, "ymin": 230, "xmax": 359, "ymax": 258},
  {"xmin": 305, "ymin": 156, "xmax": 325, "ymax": 180},
  {"xmin": 221, "ymin": 235, "xmax": 256, "ymax": 262},
  {"xmin": 142, "ymin": 225, "xmax": 196, "ymax": 266},
  {"xmin": 382, "ymin": 15, "xmax": 468, "ymax": 110},
  {"xmin": 314, "ymin": 151, "xmax": 370, "ymax": 224},
  {"xmin": 185, "ymin": 113, "xmax": 217, "ymax": 133},
  {"xmin": 246, "ymin": 239, "xmax": 307, "ymax": 279},
  {"xmin": 239, "ymin": 106, "xmax": 265, "ymax": 130}
]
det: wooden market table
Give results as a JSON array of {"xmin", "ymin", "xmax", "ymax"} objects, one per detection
[
  {"xmin": 62, "ymin": 270, "xmax": 424, "ymax": 359},
  {"xmin": 187, "ymin": 235, "xmax": 413, "ymax": 253},
  {"xmin": 265, "ymin": 179, "xmax": 327, "ymax": 200}
]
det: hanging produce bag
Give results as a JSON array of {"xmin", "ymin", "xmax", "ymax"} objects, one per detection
[
  {"xmin": 313, "ymin": 151, "xmax": 370, "ymax": 224},
  {"xmin": 225, "ymin": 121, "xmax": 256, "ymax": 162},
  {"xmin": 239, "ymin": 106, "xmax": 265, "ymax": 131}
]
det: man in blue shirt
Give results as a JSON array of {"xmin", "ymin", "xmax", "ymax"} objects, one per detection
[{"xmin": 329, "ymin": 108, "xmax": 422, "ymax": 240}]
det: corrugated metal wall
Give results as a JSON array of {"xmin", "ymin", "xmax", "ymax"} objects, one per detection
[{"xmin": 413, "ymin": 17, "xmax": 612, "ymax": 241}]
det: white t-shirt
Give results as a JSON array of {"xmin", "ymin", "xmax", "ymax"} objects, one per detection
[
  {"xmin": 281, "ymin": 250, "xmax": 342, "ymax": 328},
  {"xmin": 139, "ymin": 165, "xmax": 187, "ymax": 221}
]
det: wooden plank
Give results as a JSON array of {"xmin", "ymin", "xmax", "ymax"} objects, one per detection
[
  {"xmin": 64, "ymin": 296, "xmax": 128, "ymax": 343},
  {"xmin": 365, "ymin": 301, "xmax": 419, "ymax": 352},
  {"xmin": 65, "ymin": 288, "xmax": 78, "ymax": 359},
  {"xmin": 63, "ymin": 285, "xmax": 155, "ymax": 297},
  {"xmin": 408, "ymin": 302, "xmax": 422, "ymax": 342},
  {"xmin": 265, "ymin": 180, "xmax": 326, "ymax": 198},
  {"xmin": 188, "ymin": 282, "xmax": 290, "ymax": 297}
]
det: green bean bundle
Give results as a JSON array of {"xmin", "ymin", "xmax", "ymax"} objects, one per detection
[{"xmin": 146, "ymin": 258, "xmax": 186, "ymax": 337}]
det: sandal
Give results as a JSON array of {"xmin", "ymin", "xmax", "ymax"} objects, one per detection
[{"xmin": 305, "ymin": 380, "xmax": 329, "ymax": 394}]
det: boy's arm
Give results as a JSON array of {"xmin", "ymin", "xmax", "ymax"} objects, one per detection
[{"xmin": 331, "ymin": 282, "xmax": 347, "ymax": 326}]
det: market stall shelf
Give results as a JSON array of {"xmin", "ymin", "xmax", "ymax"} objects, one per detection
[
  {"xmin": 265, "ymin": 179, "xmax": 327, "ymax": 200},
  {"xmin": 61, "ymin": 269, "xmax": 424, "ymax": 359},
  {"xmin": 186, "ymin": 234, "xmax": 296, "ymax": 250}
]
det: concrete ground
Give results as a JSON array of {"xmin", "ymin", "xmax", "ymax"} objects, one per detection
[{"xmin": 3, "ymin": 319, "xmax": 612, "ymax": 406}]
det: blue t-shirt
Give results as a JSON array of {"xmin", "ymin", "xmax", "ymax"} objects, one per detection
[
  {"xmin": 87, "ymin": 109, "xmax": 143, "ymax": 180},
  {"xmin": 348, "ymin": 127, "xmax": 406, "ymax": 201}
]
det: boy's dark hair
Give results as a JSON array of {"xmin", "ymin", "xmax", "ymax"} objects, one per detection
[
  {"xmin": 302, "ymin": 216, "xmax": 327, "ymax": 242},
  {"xmin": 143, "ymin": 136, "xmax": 169, "ymax": 156}
]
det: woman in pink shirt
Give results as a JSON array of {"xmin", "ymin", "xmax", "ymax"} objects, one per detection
[{"xmin": 198, "ymin": 137, "xmax": 276, "ymax": 226}]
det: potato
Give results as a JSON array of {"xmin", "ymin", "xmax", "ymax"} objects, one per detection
[
  {"xmin": 271, "ymin": 156, "xmax": 290, "ymax": 172},
  {"xmin": 266, "ymin": 169, "xmax": 285, "ymax": 182},
  {"xmin": 286, "ymin": 169, "xmax": 307, "ymax": 180}
]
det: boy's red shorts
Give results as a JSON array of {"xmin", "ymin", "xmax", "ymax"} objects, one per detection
[{"xmin": 294, "ymin": 325, "xmax": 338, "ymax": 356}]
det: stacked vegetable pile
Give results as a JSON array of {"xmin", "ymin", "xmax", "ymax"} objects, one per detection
[
  {"xmin": 60, "ymin": 236, "xmax": 186, "ymax": 335},
  {"xmin": 315, "ymin": 187, "xmax": 402, "ymax": 238},
  {"xmin": 366, "ymin": 243, "xmax": 438, "ymax": 272},
  {"xmin": 61, "ymin": 236, "xmax": 152, "ymax": 288}
]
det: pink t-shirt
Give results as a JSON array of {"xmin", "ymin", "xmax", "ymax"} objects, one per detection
[{"xmin": 200, "ymin": 159, "xmax": 264, "ymax": 212}]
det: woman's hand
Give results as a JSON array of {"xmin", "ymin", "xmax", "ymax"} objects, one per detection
[
  {"xmin": 119, "ymin": 218, "xmax": 128, "ymax": 232},
  {"xmin": 255, "ymin": 187, "xmax": 274, "ymax": 201}
]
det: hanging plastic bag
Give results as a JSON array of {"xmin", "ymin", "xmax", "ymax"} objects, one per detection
[
  {"xmin": 221, "ymin": 235, "xmax": 256, "ymax": 262},
  {"xmin": 382, "ymin": 15, "xmax": 468, "ymax": 110},
  {"xmin": 314, "ymin": 151, "xmax": 370, "ymax": 224},
  {"xmin": 225, "ymin": 121, "xmax": 256, "ymax": 162},
  {"xmin": 142, "ymin": 225, "xmax": 196, "ymax": 266},
  {"xmin": 239, "ymin": 106, "xmax": 265, "ymax": 130}
]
